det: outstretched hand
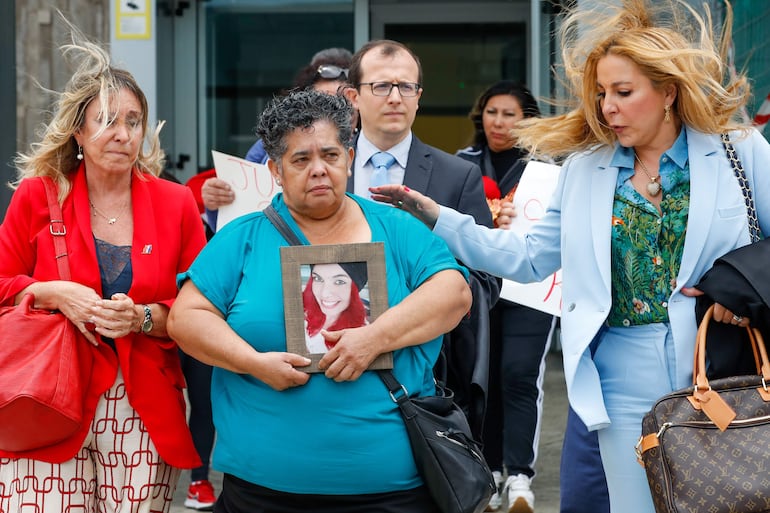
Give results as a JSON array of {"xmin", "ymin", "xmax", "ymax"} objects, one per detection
[{"xmin": 369, "ymin": 185, "xmax": 440, "ymax": 229}]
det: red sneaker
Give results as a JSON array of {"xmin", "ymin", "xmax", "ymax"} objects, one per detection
[{"xmin": 184, "ymin": 480, "xmax": 217, "ymax": 511}]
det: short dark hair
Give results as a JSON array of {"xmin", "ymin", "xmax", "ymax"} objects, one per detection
[
  {"xmin": 348, "ymin": 40, "xmax": 423, "ymax": 89},
  {"xmin": 256, "ymin": 89, "xmax": 354, "ymax": 162},
  {"xmin": 469, "ymin": 81, "xmax": 541, "ymax": 147}
]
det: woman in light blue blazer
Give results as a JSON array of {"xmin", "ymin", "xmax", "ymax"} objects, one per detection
[{"xmin": 371, "ymin": 1, "xmax": 770, "ymax": 512}]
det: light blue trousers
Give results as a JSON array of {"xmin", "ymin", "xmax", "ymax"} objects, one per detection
[{"xmin": 592, "ymin": 323, "xmax": 678, "ymax": 513}]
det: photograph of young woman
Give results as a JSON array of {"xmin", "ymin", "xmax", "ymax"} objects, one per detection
[{"xmin": 303, "ymin": 261, "xmax": 368, "ymax": 353}]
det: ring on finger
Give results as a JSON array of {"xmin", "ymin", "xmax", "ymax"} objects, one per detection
[
  {"xmin": 397, "ymin": 200, "xmax": 404, "ymax": 208},
  {"xmin": 732, "ymin": 314, "xmax": 743, "ymax": 323}
]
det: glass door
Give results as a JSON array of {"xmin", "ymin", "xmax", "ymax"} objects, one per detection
[
  {"xmin": 158, "ymin": 0, "xmax": 355, "ymax": 182},
  {"xmin": 369, "ymin": 0, "xmax": 532, "ymax": 154}
]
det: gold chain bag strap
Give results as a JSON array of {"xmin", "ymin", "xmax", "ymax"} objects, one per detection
[{"xmin": 637, "ymin": 305, "xmax": 770, "ymax": 513}]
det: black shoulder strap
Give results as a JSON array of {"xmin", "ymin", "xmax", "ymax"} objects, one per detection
[{"xmin": 263, "ymin": 205, "xmax": 303, "ymax": 246}]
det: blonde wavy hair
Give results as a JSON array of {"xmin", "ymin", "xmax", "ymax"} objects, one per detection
[
  {"xmin": 516, "ymin": 0, "xmax": 751, "ymax": 160},
  {"xmin": 13, "ymin": 21, "xmax": 165, "ymax": 201}
]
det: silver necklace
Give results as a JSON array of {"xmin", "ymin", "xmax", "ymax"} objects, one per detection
[
  {"xmin": 89, "ymin": 200, "xmax": 127, "ymax": 225},
  {"xmin": 634, "ymin": 152, "xmax": 661, "ymax": 197}
]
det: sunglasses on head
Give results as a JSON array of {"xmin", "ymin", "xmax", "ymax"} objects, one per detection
[{"xmin": 317, "ymin": 65, "xmax": 349, "ymax": 80}]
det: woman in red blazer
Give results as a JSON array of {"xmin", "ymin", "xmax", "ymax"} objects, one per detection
[{"xmin": 0, "ymin": 33, "xmax": 205, "ymax": 513}]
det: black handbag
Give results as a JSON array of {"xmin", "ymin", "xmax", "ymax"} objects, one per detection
[
  {"xmin": 262, "ymin": 205, "xmax": 495, "ymax": 513},
  {"xmin": 379, "ymin": 370, "xmax": 495, "ymax": 513},
  {"xmin": 636, "ymin": 305, "xmax": 770, "ymax": 513}
]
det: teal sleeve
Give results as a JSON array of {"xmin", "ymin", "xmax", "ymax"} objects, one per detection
[{"xmin": 176, "ymin": 213, "xmax": 260, "ymax": 315}]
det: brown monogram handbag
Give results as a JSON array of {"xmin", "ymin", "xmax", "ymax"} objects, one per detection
[{"xmin": 636, "ymin": 305, "xmax": 770, "ymax": 513}]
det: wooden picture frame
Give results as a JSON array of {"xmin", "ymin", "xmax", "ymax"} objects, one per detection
[{"xmin": 280, "ymin": 242, "xmax": 392, "ymax": 373}]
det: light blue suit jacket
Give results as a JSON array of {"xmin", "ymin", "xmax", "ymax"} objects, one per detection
[{"xmin": 434, "ymin": 127, "xmax": 770, "ymax": 430}]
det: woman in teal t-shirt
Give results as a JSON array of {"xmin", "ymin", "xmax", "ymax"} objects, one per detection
[{"xmin": 168, "ymin": 90, "xmax": 471, "ymax": 513}]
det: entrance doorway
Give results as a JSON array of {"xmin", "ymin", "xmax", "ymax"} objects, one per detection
[
  {"xmin": 158, "ymin": 1, "xmax": 355, "ymax": 182},
  {"xmin": 369, "ymin": 1, "xmax": 531, "ymax": 153},
  {"xmin": 158, "ymin": 0, "xmax": 532, "ymax": 181}
]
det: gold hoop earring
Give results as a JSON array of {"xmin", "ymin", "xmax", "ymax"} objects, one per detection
[{"xmin": 664, "ymin": 105, "xmax": 671, "ymax": 123}]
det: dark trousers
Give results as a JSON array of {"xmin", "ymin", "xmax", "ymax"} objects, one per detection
[
  {"xmin": 559, "ymin": 406, "xmax": 610, "ymax": 513},
  {"xmin": 214, "ymin": 474, "xmax": 440, "ymax": 513},
  {"xmin": 483, "ymin": 301, "xmax": 554, "ymax": 477},
  {"xmin": 179, "ymin": 350, "xmax": 215, "ymax": 482}
]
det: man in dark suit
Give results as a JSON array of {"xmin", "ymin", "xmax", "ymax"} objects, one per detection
[{"xmin": 344, "ymin": 39, "xmax": 500, "ymax": 438}]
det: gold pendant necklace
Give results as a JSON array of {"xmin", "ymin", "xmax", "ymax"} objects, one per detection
[
  {"xmin": 89, "ymin": 200, "xmax": 126, "ymax": 225},
  {"xmin": 634, "ymin": 152, "xmax": 661, "ymax": 197}
]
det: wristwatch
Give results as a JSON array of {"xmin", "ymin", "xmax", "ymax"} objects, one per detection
[{"xmin": 140, "ymin": 304, "xmax": 153, "ymax": 334}]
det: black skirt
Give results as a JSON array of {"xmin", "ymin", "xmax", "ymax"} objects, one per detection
[{"xmin": 214, "ymin": 473, "xmax": 440, "ymax": 513}]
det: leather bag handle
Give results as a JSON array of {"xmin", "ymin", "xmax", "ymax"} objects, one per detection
[
  {"xmin": 42, "ymin": 176, "xmax": 72, "ymax": 281},
  {"xmin": 689, "ymin": 305, "xmax": 770, "ymax": 430},
  {"xmin": 637, "ymin": 306, "xmax": 770, "ymax": 458},
  {"xmin": 693, "ymin": 305, "xmax": 770, "ymax": 388}
]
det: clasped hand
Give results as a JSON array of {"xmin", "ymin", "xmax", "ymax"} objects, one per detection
[
  {"xmin": 55, "ymin": 282, "xmax": 143, "ymax": 345},
  {"xmin": 256, "ymin": 325, "xmax": 380, "ymax": 390},
  {"xmin": 318, "ymin": 324, "xmax": 381, "ymax": 382}
]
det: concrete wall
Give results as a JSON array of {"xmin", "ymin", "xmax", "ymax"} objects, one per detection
[{"xmin": 15, "ymin": 0, "xmax": 109, "ymax": 155}]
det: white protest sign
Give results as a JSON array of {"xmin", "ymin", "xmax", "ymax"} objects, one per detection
[
  {"xmin": 211, "ymin": 150, "xmax": 281, "ymax": 231},
  {"xmin": 500, "ymin": 161, "xmax": 562, "ymax": 317}
]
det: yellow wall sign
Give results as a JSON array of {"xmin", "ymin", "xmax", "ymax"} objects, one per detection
[{"xmin": 116, "ymin": 0, "xmax": 151, "ymax": 40}]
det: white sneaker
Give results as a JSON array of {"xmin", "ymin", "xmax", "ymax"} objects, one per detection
[
  {"xmin": 484, "ymin": 470, "xmax": 505, "ymax": 511},
  {"xmin": 505, "ymin": 474, "xmax": 534, "ymax": 513}
]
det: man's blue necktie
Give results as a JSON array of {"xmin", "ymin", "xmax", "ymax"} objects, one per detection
[{"xmin": 369, "ymin": 151, "xmax": 396, "ymax": 191}]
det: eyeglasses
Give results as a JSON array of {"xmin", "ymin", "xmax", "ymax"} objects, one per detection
[
  {"xmin": 358, "ymin": 82, "xmax": 422, "ymax": 97},
  {"xmin": 317, "ymin": 65, "xmax": 348, "ymax": 80}
]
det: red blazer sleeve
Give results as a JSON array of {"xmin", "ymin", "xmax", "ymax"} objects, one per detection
[{"xmin": 0, "ymin": 178, "xmax": 54, "ymax": 304}]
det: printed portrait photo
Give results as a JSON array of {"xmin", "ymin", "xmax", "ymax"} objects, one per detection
[{"xmin": 280, "ymin": 242, "xmax": 392, "ymax": 372}]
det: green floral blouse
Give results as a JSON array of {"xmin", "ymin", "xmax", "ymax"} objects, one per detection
[{"xmin": 607, "ymin": 130, "xmax": 690, "ymax": 327}]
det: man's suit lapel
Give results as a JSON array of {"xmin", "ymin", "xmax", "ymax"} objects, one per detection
[
  {"xmin": 402, "ymin": 136, "xmax": 431, "ymax": 192},
  {"xmin": 347, "ymin": 133, "xmax": 360, "ymax": 194}
]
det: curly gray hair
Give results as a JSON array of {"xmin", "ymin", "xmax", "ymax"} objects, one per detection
[{"xmin": 256, "ymin": 89, "xmax": 354, "ymax": 163}]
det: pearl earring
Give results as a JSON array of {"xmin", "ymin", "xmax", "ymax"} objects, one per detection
[{"xmin": 77, "ymin": 146, "xmax": 84, "ymax": 160}]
